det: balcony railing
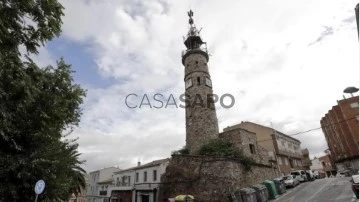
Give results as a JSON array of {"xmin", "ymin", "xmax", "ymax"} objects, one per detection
[
  {"xmin": 181, "ymin": 47, "xmax": 208, "ymax": 57},
  {"xmin": 115, "ymin": 182, "xmax": 131, "ymax": 187}
]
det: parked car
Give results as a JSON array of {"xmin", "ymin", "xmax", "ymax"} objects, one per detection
[
  {"xmin": 291, "ymin": 170, "xmax": 307, "ymax": 182},
  {"xmin": 306, "ymin": 170, "xmax": 315, "ymax": 181},
  {"xmin": 350, "ymin": 175, "xmax": 359, "ymax": 199},
  {"xmin": 282, "ymin": 175, "xmax": 300, "ymax": 188}
]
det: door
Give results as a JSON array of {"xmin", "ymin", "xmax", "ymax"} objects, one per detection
[{"xmin": 141, "ymin": 195, "xmax": 150, "ymax": 202}]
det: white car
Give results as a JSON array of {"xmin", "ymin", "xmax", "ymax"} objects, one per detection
[
  {"xmin": 291, "ymin": 170, "xmax": 307, "ymax": 182},
  {"xmin": 282, "ymin": 175, "xmax": 300, "ymax": 188}
]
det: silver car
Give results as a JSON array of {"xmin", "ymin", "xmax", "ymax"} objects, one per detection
[{"xmin": 282, "ymin": 175, "xmax": 300, "ymax": 188}]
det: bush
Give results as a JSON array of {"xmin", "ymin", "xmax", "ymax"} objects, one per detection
[
  {"xmin": 171, "ymin": 146, "xmax": 189, "ymax": 155},
  {"xmin": 198, "ymin": 138, "xmax": 253, "ymax": 170}
]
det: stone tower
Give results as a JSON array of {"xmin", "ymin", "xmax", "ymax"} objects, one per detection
[{"xmin": 182, "ymin": 10, "xmax": 219, "ymax": 154}]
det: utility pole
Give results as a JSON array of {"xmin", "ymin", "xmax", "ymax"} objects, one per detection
[{"xmin": 355, "ymin": 4, "xmax": 359, "ymax": 39}]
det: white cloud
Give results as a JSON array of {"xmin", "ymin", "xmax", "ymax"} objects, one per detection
[{"xmin": 54, "ymin": 0, "xmax": 359, "ymax": 171}]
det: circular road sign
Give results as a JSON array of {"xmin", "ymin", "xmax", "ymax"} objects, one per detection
[{"xmin": 34, "ymin": 180, "xmax": 46, "ymax": 195}]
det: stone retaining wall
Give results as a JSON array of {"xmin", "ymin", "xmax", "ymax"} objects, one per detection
[{"xmin": 159, "ymin": 155, "xmax": 280, "ymax": 202}]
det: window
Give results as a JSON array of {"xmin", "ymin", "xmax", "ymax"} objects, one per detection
[
  {"xmin": 281, "ymin": 141, "xmax": 285, "ymax": 146},
  {"xmin": 128, "ymin": 176, "xmax": 131, "ymax": 185},
  {"xmin": 277, "ymin": 157, "xmax": 282, "ymax": 165},
  {"xmin": 144, "ymin": 171, "xmax": 147, "ymax": 182},
  {"xmin": 284, "ymin": 157, "xmax": 288, "ymax": 165},
  {"xmin": 197, "ymin": 77, "xmax": 200, "ymax": 85},
  {"xmin": 249, "ymin": 144, "xmax": 256, "ymax": 154},
  {"xmin": 205, "ymin": 77, "xmax": 212, "ymax": 87},
  {"xmin": 153, "ymin": 170, "xmax": 157, "ymax": 181},
  {"xmin": 136, "ymin": 173, "xmax": 139, "ymax": 182}
]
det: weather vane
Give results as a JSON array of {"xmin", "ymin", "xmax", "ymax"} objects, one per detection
[{"xmin": 188, "ymin": 9, "xmax": 194, "ymax": 25}]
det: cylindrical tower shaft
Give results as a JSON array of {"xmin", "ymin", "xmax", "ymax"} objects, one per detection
[{"xmin": 182, "ymin": 10, "xmax": 219, "ymax": 154}]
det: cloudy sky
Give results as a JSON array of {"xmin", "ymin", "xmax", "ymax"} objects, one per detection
[{"xmin": 32, "ymin": 0, "xmax": 359, "ymax": 172}]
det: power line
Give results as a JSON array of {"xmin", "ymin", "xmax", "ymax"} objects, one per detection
[{"xmin": 256, "ymin": 116, "xmax": 358, "ymax": 143}]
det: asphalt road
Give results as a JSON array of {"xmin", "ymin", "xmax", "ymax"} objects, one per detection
[{"xmin": 273, "ymin": 177, "xmax": 358, "ymax": 202}]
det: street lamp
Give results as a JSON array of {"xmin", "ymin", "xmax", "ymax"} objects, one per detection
[{"xmin": 343, "ymin": 86, "xmax": 359, "ymax": 97}]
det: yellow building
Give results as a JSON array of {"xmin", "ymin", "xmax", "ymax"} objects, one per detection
[{"xmin": 224, "ymin": 121, "xmax": 304, "ymax": 175}]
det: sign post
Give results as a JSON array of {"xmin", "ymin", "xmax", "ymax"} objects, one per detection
[{"xmin": 34, "ymin": 180, "xmax": 45, "ymax": 202}]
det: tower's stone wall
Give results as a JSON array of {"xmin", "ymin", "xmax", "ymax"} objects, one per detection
[{"xmin": 183, "ymin": 52, "xmax": 219, "ymax": 154}]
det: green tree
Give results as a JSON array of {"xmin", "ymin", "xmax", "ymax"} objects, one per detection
[
  {"xmin": 0, "ymin": 0, "xmax": 87, "ymax": 201},
  {"xmin": 0, "ymin": 0, "xmax": 64, "ymax": 55}
]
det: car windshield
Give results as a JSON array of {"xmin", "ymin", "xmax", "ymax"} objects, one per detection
[
  {"xmin": 283, "ymin": 176, "xmax": 292, "ymax": 180},
  {"xmin": 352, "ymin": 175, "xmax": 359, "ymax": 183}
]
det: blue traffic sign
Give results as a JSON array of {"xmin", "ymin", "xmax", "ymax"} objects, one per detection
[{"xmin": 34, "ymin": 180, "xmax": 45, "ymax": 195}]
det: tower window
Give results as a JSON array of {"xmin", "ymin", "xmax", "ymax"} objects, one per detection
[
  {"xmin": 197, "ymin": 77, "xmax": 200, "ymax": 85},
  {"xmin": 195, "ymin": 61, "xmax": 198, "ymax": 65},
  {"xmin": 249, "ymin": 144, "xmax": 256, "ymax": 154}
]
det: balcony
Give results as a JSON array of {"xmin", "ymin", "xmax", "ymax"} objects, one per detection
[
  {"xmin": 181, "ymin": 48, "xmax": 209, "ymax": 65},
  {"xmin": 116, "ymin": 182, "xmax": 131, "ymax": 187}
]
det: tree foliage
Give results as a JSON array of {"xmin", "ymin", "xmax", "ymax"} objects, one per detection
[
  {"xmin": 0, "ymin": 0, "xmax": 87, "ymax": 201},
  {"xmin": 0, "ymin": 0, "xmax": 64, "ymax": 55}
]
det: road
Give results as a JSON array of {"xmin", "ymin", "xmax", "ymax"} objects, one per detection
[{"xmin": 273, "ymin": 177, "xmax": 358, "ymax": 202}]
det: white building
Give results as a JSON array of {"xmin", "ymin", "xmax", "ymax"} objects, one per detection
[
  {"xmin": 108, "ymin": 158, "xmax": 170, "ymax": 202},
  {"xmin": 87, "ymin": 167, "xmax": 121, "ymax": 202}
]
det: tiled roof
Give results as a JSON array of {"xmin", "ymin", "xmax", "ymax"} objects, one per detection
[{"xmin": 113, "ymin": 158, "xmax": 170, "ymax": 174}]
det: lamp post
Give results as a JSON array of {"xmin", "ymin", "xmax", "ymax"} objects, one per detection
[{"xmin": 343, "ymin": 86, "xmax": 359, "ymax": 98}]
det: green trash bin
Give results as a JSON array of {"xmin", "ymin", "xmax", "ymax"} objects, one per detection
[{"xmin": 262, "ymin": 180, "xmax": 279, "ymax": 199}]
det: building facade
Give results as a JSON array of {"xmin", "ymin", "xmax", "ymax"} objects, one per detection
[
  {"xmin": 108, "ymin": 158, "xmax": 170, "ymax": 202},
  {"xmin": 321, "ymin": 96, "xmax": 359, "ymax": 175},
  {"xmin": 87, "ymin": 167, "xmax": 121, "ymax": 202},
  {"xmin": 224, "ymin": 121, "xmax": 304, "ymax": 176},
  {"xmin": 310, "ymin": 155, "xmax": 337, "ymax": 178},
  {"xmin": 182, "ymin": 10, "xmax": 219, "ymax": 154},
  {"xmin": 302, "ymin": 148, "xmax": 312, "ymax": 170}
]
